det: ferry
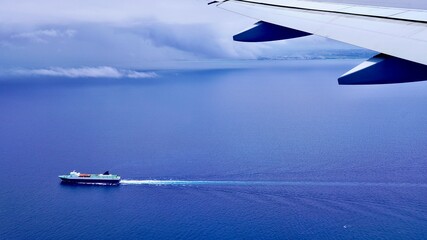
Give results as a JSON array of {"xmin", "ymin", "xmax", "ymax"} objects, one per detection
[{"xmin": 59, "ymin": 171, "xmax": 121, "ymax": 185}]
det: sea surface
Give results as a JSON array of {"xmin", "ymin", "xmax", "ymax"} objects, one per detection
[{"xmin": 0, "ymin": 60, "xmax": 427, "ymax": 239}]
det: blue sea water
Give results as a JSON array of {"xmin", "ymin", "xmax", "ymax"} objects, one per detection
[{"xmin": 0, "ymin": 60, "xmax": 427, "ymax": 239}]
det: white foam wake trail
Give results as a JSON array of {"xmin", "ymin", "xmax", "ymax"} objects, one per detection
[
  {"xmin": 120, "ymin": 180, "xmax": 427, "ymax": 188},
  {"xmin": 120, "ymin": 180, "xmax": 249, "ymax": 185}
]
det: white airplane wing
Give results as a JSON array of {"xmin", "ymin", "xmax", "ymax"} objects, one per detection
[{"xmin": 209, "ymin": 0, "xmax": 427, "ymax": 84}]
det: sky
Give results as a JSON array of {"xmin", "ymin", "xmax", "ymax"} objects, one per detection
[{"xmin": 1, "ymin": 0, "xmax": 423, "ymax": 76}]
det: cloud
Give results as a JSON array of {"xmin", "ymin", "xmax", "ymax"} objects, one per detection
[
  {"xmin": 0, "ymin": 0, "xmax": 235, "ymax": 26},
  {"xmin": 131, "ymin": 21, "xmax": 259, "ymax": 59},
  {"xmin": 12, "ymin": 66, "xmax": 158, "ymax": 78},
  {"xmin": 11, "ymin": 29, "xmax": 76, "ymax": 43},
  {"xmin": 0, "ymin": 22, "xmax": 262, "ymax": 68},
  {"xmin": 0, "ymin": 0, "xmax": 261, "ymax": 63},
  {"xmin": 0, "ymin": 0, "xmax": 367, "ymax": 68},
  {"xmin": 126, "ymin": 71, "xmax": 158, "ymax": 79}
]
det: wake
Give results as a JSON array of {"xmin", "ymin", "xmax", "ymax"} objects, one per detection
[
  {"xmin": 120, "ymin": 180, "xmax": 252, "ymax": 186},
  {"xmin": 120, "ymin": 180, "xmax": 427, "ymax": 188}
]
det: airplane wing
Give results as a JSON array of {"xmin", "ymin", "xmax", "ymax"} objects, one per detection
[{"xmin": 209, "ymin": 0, "xmax": 427, "ymax": 84}]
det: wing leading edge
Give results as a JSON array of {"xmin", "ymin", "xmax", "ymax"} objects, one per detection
[{"xmin": 212, "ymin": 0, "xmax": 427, "ymax": 84}]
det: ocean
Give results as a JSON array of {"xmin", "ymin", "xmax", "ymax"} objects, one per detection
[{"xmin": 0, "ymin": 60, "xmax": 426, "ymax": 239}]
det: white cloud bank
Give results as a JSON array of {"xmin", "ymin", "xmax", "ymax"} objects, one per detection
[
  {"xmin": 13, "ymin": 66, "xmax": 158, "ymax": 78},
  {"xmin": 11, "ymin": 29, "xmax": 76, "ymax": 43},
  {"xmin": 0, "ymin": 0, "xmax": 377, "ymax": 68}
]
